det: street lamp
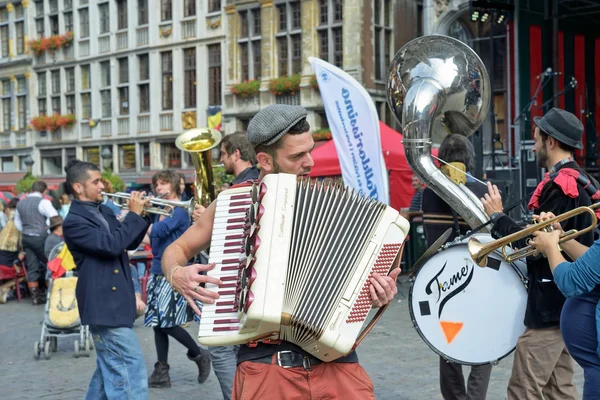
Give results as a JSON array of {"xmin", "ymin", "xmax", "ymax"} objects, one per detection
[
  {"xmin": 101, "ymin": 147, "xmax": 113, "ymax": 171},
  {"xmin": 23, "ymin": 154, "xmax": 34, "ymax": 174}
]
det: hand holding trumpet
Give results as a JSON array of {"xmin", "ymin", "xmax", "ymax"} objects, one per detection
[{"xmin": 127, "ymin": 191, "xmax": 152, "ymax": 216}]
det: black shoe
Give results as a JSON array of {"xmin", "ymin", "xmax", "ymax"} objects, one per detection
[
  {"xmin": 30, "ymin": 287, "xmax": 46, "ymax": 305},
  {"xmin": 188, "ymin": 348, "xmax": 211, "ymax": 384},
  {"xmin": 148, "ymin": 361, "xmax": 171, "ymax": 388}
]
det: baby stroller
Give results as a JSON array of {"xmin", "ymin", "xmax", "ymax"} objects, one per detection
[{"xmin": 33, "ymin": 242, "xmax": 93, "ymax": 360}]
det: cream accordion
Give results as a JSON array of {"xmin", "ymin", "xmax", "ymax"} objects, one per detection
[{"xmin": 199, "ymin": 173, "xmax": 410, "ymax": 361}]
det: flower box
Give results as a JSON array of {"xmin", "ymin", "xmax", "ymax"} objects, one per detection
[
  {"xmin": 28, "ymin": 32, "xmax": 74, "ymax": 56},
  {"xmin": 231, "ymin": 80, "xmax": 260, "ymax": 99},
  {"xmin": 313, "ymin": 128, "xmax": 332, "ymax": 141},
  {"xmin": 269, "ymin": 74, "xmax": 301, "ymax": 96},
  {"xmin": 30, "ymin": 114, "xmax": 77, "ymax": 132}
]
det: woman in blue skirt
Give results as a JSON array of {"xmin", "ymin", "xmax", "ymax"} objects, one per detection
[
  {"xmin": 144, "ymin": 170, "xmax": 211, "ymax": 388},
  {"xmin": 531, "ymin": 213, "xmax": 600, "ymax": 399}
]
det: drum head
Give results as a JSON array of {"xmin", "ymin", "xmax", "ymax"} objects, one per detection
[{"xmin": 409, "ymin": 234, "xmax": 527, "ymax": 365}]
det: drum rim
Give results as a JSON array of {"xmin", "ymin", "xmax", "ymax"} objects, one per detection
[{"xmin": 407, "ymin": 236, "xmax": 527, "ymax": 366}]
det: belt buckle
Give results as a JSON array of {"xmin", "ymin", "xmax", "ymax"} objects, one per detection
[
  {"xmin": 302, "ymin": 356, "xmax": 312, "ymax": 371},
  {"xmin": 276, "ymin": 350, "xmax": 293, "ymax": 368}
]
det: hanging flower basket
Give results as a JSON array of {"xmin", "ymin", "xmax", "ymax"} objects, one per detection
[
  {"xmin": 269, "ymin": 74, "xmax": 301, "ymax": 96},
  {"xmin": 231, "ymin": 80, "xmax": 261, "ymax": 99},
  {"xmin": 313, "ymin": 128, "xmax": 332, "ymax": 141},
  {"xmin": 28, "ymin": 32, "xmax": 74, "ymax": 56},
  {"xmin": 30, "ymin": 114, "xmax": 76, "ymax": 132}
]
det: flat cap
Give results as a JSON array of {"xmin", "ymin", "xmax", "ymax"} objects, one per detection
[{"xmin": 247, "ymin": 105, "xmax": 308, "ymax": 148}]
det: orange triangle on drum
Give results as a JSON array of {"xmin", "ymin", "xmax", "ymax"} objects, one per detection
[{"xmin": 440, "ymin": 321, "xmax": 463, "ymax": 344}]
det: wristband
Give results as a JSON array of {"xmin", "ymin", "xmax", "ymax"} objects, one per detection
[{"xmin": 169, "ymin": 265, "xmax": 183, "ymax": 286}]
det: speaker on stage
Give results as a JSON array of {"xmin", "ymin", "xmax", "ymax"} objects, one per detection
[{"xmin": 520, "ymin": 140, "xmax": 544, "ymax": 204}]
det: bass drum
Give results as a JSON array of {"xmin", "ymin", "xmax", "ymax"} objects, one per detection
[{"xmin": 409, "ymin": 233, "xmax": 527, "ymax": 365}]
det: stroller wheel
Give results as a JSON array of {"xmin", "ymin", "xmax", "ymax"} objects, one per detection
[
  {"xmin": 73, "ymin": 340, "xmax": 80, "ymax": 358},
  {"xmin": 84, "ymin": 338, "xmax": 92, "ymax": 357},
  {"xmin": 34, "ymin": 341, "xmax": 41, "ymax": 360},
  {"xmin": 43, "ymin": 341, "xmax": 52, "ymax": 359},
  {"xmin": 50, "ymin": 337, "xmax": 58, "ymax": 352}
]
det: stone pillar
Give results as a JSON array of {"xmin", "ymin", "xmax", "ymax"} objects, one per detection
[{"xmin": 224, "ymin": 4, "xmax": 238, "ymax": 85}]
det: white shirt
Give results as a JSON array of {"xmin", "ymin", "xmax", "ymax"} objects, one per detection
[{"xmin": 14, "ymin": 192, "xmax": 59, "ymax": 234}]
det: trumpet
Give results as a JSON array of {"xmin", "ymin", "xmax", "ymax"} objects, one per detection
[
  {"xmin": 468, "ymin": 202, "xmax": 600, "ymax": 267},
  {"xmin": 102, "ymin": 192, "xmax": 196, "ymax": 217}
]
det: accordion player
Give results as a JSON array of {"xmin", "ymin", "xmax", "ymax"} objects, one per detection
[{"xmin": 198, "ymin": 173, "xmax": 410, "ymax": 362}]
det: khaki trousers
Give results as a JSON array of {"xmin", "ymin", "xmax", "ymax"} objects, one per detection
[{"xmin": 507, "ymin": 327, "xmax": 578, "ymax": 400}]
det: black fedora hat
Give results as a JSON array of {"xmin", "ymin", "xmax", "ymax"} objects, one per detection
[{"xmin": 533, "ymin": 108, "xmax": 583, "ymax": 149}]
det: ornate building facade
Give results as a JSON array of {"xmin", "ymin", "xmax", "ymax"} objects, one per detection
[{"xmin": 221, "ymin": 0, "xmax": 421, "ymax": 134}]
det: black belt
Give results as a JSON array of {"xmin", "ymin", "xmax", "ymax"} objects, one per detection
[{"xmin": 253, "ymin": 350, "xmax": 323, "ymax": 370}]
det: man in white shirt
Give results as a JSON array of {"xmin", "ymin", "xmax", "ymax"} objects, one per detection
[{"xmin": 15, "ymin": 181, "xmax": 58, "ymax": 304}]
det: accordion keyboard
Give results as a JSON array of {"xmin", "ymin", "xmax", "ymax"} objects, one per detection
[{"xmin": 198, "ymin": 184, "xmax": 253, "ymax": 337}]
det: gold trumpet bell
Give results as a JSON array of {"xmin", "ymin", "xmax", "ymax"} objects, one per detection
[
  {"xmin": 467, "ymin": 237, "xmax": 488, "ymax": 267},
  {"xmin": 175, "ymin": 128, "xmax": 222, "ymax": 207}
]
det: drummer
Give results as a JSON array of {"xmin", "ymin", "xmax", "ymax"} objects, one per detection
[{"xmin": 421, "ymin": 134, "xmax": 492, "ymax": 400}]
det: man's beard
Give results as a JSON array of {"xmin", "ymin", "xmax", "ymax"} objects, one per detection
[{"xmin": 536, "ymin": 147, "xmax": 548, "ymax": 169}]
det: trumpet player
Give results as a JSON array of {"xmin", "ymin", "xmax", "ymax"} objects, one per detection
[
  {"xmin": 529, "ymin": 211, "xmax": 600, "ymax": 399},
  {"xmin": 481, "ymin": 108, "xmax": 598, "ymax": 400},
  {"xmin": 62, "ymin": 159, "xmax": 152, "ymax": 399}
]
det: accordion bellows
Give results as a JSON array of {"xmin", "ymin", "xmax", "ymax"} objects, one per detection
[{"xmin": 199, "ymin": 173, "xmax": 410, "ymax": 361}]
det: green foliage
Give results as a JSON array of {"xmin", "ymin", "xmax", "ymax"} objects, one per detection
[
  {"xmin": 310, "ymin": 74, "xmax": 319, "ymax": 91},
  {"xmin": 212, "ymin": 165, "xmax": 230, "ymax": 191},
  {"xmin": 269, "ymin": 74, "xmax": 301, "ymax": 96},
  {"xmin": 101, "ymin": 169, "xmax": 125, "ymax": 193},
  {"xmin": 231, "ymin": 80, "xmax": 261, "ymax": 98},
  {"xmin": 313, "ymin": 128, "xmax": 332, "ymax": 141},
  {"xmin": 14, "ymin": 173, "xmax": 39, "ymax": 195}
]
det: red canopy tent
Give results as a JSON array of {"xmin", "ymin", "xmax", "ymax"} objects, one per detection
[{"xmin": 309, "ymin": 121, "xmax": 423, "ymax": 211}]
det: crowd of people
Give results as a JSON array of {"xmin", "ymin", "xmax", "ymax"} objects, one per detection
[{"xmin": 2, "ymin": 105, "xmax": 600, "ymax": 399}]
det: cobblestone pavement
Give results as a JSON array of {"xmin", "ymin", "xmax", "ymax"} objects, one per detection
[{"xmin": 0, "ymin": 278, "xmax": 584, "ymax": 400}]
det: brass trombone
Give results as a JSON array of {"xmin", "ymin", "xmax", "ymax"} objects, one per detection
[
  {"xmin": 102, "ymin": 192, "xmax": 196, "ymax": 217},
  {"xmin": 468, "ymin": 203, "xmax": 600, "ymax": 267}
]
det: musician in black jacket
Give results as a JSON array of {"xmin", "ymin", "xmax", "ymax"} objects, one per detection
[
  {"xmin": 421, "ymin": 134, "xmax": 492, "ymax": 400},
  {"xmin": 162, "ymin": 105, "xmax": 400, "ymax": 400},
  {"xmin": 481, "ymin": 108, "xmax": 597, "ymax": 399}
]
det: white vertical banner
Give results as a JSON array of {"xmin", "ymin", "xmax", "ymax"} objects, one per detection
[{"xmin": 309, "ymin": 57, "xmax": 389, "ymax": 204}]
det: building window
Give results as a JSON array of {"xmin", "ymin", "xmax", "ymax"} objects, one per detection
[
  {"xmin": 161, "ymin": 52, "xmax": 173, "ymax": 110},
  {"xmin": 35, "ymin": 1, "xmax": 44, "ymax": 16},
  {"xmin": 161, "ymin": 0, "xmax": 172, "ymax": 21},
  {"xmin": 51, "ymin": 70, "xmax": 60, "ymax": 94},
  {"xmin": 138, "ymin": 54, "xmax": 149, "ymax": 80},
  {"xmin": 162, "ymin": 143, "xmax": 181, "ymax": 168},
  {"xmin": 119, "ymin": 144, "xmax": 136, "ymax": 172},
  {"xmin": 66, "ymin": 95, "xmax": 75, "ymax": 114},
  {"xmin": 81, "ymin": 65, "xmax": 91, "ymax": 90},
  {"xmin": 208, "ymin": 44, "xmax": 221, "ymax": 105},
  {"xmin": 52, "ymin": 97, "xmax": 61, "ymax": 114},
  {"xmin": 36, "ymin": 18, "xmax": 44, "ymax": 38},
  {"xmin": 38, "ymin": 99, "xmax": 47, "ymax": 116},
  {"xmin": 239, "ymin": 9, "xmax": 261, "ymax": 81},
  {"xmin": 184, "ymin": 0, "xmax": 195, "ymax": 17},
  {"xmin": 64, "ymin": 12, "xmax": 73, "ymax": 32},
  {"xmin": 140, "ymin": 142, "xmax": 150, "ymax": 169},
  {"xmin": 99, "ymin": 3, "xmax": 110, "ymax": 34},
  {"xmin": 138, "ymin": 0, "xmax": 148, "ymax": 25},
  {"xmin": 2, "ymin": 157, "xmax": 14, "ymax": 172},
  {"xmin": 17, "ymin": 95, "xmax": 27, "ymax": 129},
  {"xmin": 50, "ymin": 15, "xmax": 59, "ymax": 35},
  {"xmin": 119, "ymin": 87, "xmax": 129, "ymax": 115},
  {"xmin": 317, "ymin": 0, "xmax": 343, "ymax": 68},
  {"xmin": 66, "ymin": 148, "xmax": 76, "ymax": 164},
  {"xmin": 0, "ymin": 26, "xmax": 8, "ymax": 57},
  {"xmin": 80, "ymin": 8, "xmax": 89, "ymax": 38},
  {"xmin": 81, "ymin": 93, "xmax": 91, "ymax": 119},
  {"xmin": 101, "ymin": 61, "xmax": 111, "ymax": 87},
  {"xmin": 2, "ymin": 98, "xmax": 10, "ymax": 131},
  {"xmin": 101, "ymin": 90, "xmax": 111, "ymax": 118},
  {"xmin": 83, "ymin": 147, "xmax": 100, "ymax": 165},
  {"xmin": 276, "ymin": 1, "xmax": 302, "ymax": 76},
  {"xmin": 38, "ymin": 72, "xmax": 46, "ymax": 96},
  {"xmin": 184, "ymin": 48, "xmax": 196, "ymax": 108},
  {"xmin": 119, "ymin": 58, "xmax": 129, "ymax": 83},
  {"xmin": 117, "ymin": 0, "xmax": 127, "ymax": 30},
  {"xmin": 17, "ymin": 78, "xmax": 26, "ymax": 93},
  {"xmin": 15, "ymin": 22, "xmax": 25, "ymax": 54},
  {"xmin": 374, "ymin": 0, "xmax": 392, "ymax": 81},
  {"xmin": 139, "ymin": 84, "xmax": 149, "ymax": 113},
  {"xmin": 65, "ymin": 67, "xmax": 75, "ymax": 92},
  {"xmin": 41, "ymin": 150, "xmax": 63, "ymax": 175},
  {"xmin": 208, "ymin": 0, "xmax": 221, "ymax": 13}
]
